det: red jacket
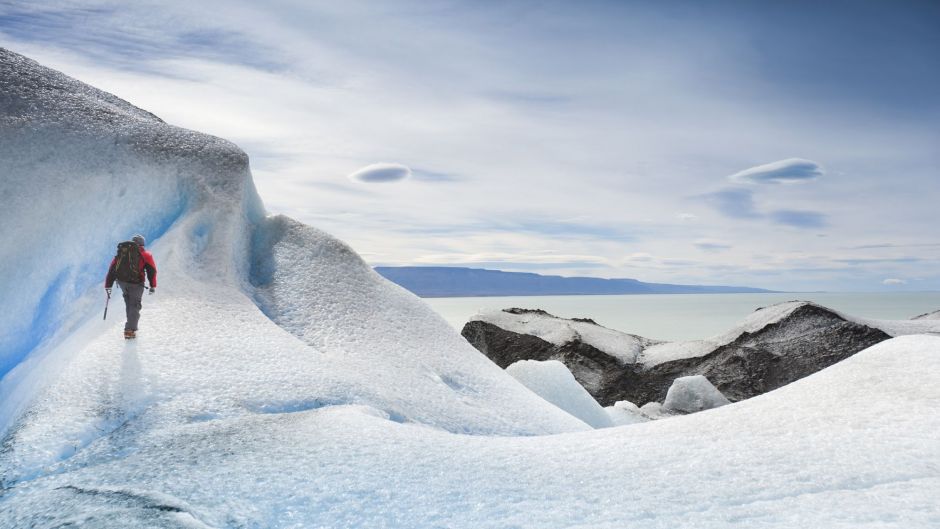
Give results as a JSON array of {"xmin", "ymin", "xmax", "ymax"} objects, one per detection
[{"xmin": 105, "ymin": 248, "xmax": 157, "ymax": 288}]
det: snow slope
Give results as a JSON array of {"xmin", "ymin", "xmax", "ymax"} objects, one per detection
[{"xmin": 3, "ymin": 48, "xmax": 940, "ymax": 527}]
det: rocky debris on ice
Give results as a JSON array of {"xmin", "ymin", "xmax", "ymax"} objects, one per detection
[
  {"xmin": 461, "ymin": 301, "xmax": 937, "ymax": 406},
  {"xmin": 463, "ymin": 308, "xmax": 656, "ymax": 401},
  {"xmin": 662, "ymin": 375, "xmax": 730, "ymax": 414}
]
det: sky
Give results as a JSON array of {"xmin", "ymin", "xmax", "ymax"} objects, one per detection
[{"xmin": 2, "ymin": 0, "xmax": 938, "ymax": 291}]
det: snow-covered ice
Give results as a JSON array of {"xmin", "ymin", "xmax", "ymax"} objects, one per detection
[
  {"xmin": 471, "ymin": 309, "xmax": 654, "ymax": 364},
  {"xmin": 505, "ymin": 359, "xmax": 612, "ymax": 428},
  {"xmin": 662, "ymin": 375, "xmax": 731, "ymax": 414},
  {"xmin": 3, "ymin": 47, "xmax": 940, "ymax": 528},
  {"xmin": 472, "ymin": 303, "xmax": 815, "ymax": 367},
  {"xmin": 640, "ymin": 301, "xmax": 818, "ymax": 366}
]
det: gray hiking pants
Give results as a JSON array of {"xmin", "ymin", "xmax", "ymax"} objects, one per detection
[{"xmin": 117, "ymin": 281, "xmax": 145, "ymax": 331}]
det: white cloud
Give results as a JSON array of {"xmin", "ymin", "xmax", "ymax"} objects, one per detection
[
  {"xmin": 348, "ymin": 163, "xmax": 412, "ymax": 184},
  {"xmin": 883, "ymin": 278, "xmax": 907, "ymax": 285},
  {"xmin": 728, "ymin": 158, "xmax": 823, "ymax": 185}
]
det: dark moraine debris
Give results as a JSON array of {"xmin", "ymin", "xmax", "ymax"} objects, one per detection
[{"xmin": 462, "ymin": 302, "xmax": 893, "ymax": 406}]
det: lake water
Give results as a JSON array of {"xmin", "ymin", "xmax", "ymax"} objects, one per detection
[{"xmin": 424, "ymin": 292, "xmax": 940, "ymax": 342}]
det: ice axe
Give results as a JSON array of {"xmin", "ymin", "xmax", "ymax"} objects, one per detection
[{"xmin": 103, "ymin": 288, "xmax": 111, "ymax": 320}]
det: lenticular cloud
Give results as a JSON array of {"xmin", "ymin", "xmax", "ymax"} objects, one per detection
[
  {"xmin": 728, "ymin": 158, "xmax": 823, "ymax": 184},
  {"xmin": 348, "ymin": 162, "xmax": 411, "ymax": 183}
]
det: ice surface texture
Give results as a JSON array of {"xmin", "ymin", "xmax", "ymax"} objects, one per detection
[
  {"xmin": 3, "ymin": 48, "xmax": 940, "ymax": 527},
  {"xmin": 4, "ymin": 334, "xmax": 940, "ymax": 527}
]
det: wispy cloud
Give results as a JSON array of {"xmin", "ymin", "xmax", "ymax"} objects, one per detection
[
  {"xmin": 624, "ymin": 253, "xmax": 655, "ymax": 263},
  {"xmin": 835, "ymin": 257, "xmax": 922, "ymax": 265},
  {"xmin": 883, "ymin": 278, "xmax": 906, "ymax": 285},
  {"xmin": 728, "ymin": 158, "xmax": 824, "ymax": 185},
  {"xmin": 849, "ymin": 242, "xmax": 940, "ymax": 250},
  {"xmin": 410, "ymin": 252, "xmax": 610, "ymax": 270},
  {"xmin": 483, "ymin": 90, "xmax": 574, "ymax": 107},
  {"xmin": 389, "ymin": 218, "xmax": 638, "ymax": 241},
  {"xmin": 410, "ymin": 168, "xmax": 463, "ymax": 183},
  {"xmin": 701, "ymin": 189, "xmax": 761, "ymax": 218},
  {"xmin": 3, "ymin": 1, "xmax": 937, "ymax": 291},
  {"xmin": 768, "ymin": 210, "xmax": 827, "ymax": 228},
  {"xmin": 694, "ymin": 239, "xmax": 732, "ymax": 252},
  {"xmin": 0, "ymin": 4, "xmax": 284, "ymax": 74}
]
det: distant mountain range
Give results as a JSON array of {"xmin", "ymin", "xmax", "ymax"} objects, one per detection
[{"xmin": 375, "ymin": 266, "xmax": 775, "ymax": 297}]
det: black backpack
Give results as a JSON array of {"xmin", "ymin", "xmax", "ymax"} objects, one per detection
[{"xmin": 113, "ymin": 241, "xmax": 142, "ymax": 283}]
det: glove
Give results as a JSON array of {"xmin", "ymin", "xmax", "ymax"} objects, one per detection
[
  {"xmin": 149, "ymin": 287, "xmax": 155, "ymax": 295},
  {"xmin": 105, "ymin": 287, "xmax": 112, "ymax": 296}
]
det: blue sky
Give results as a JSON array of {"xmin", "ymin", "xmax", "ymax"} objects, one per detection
[{"xmin": 2, "ymin": 0, "xmax": 938, "ymax": 291}]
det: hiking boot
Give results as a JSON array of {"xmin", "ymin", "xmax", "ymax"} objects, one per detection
[{"xmin": 124, "ymin": 330, "xmax": 136, "ymax": 340}]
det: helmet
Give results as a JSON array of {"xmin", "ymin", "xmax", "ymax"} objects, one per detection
[{"xmin": 132, "ymin": 234, "xmax": 146, "ymax": 247}]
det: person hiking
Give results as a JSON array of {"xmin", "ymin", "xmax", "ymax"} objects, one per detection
[{"xmin": 105, "ymin": 234, "xmax": 157, "ymax": 339}]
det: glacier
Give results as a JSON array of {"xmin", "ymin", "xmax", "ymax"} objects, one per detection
[{"xmin": 2, "ymin": 47, "xmax": 940, "ymax": 527}]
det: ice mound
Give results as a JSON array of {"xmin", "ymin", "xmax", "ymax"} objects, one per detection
[
  {"xmin": 0, "ymin": 46, "xmax": 589, "ymax": 491},
  {"xmin": 605, "ymin": 400, "xmax": 648, "ymax": 426},
  {"xmin": 662, "ymin": 375, "xmax": 731, "ymax": 414},
  {"xmin": 506, "ymin": 360, "xmax": 612, "ymax": 428},
  {"xmin": 246, "ymin": 215, "xmax": 587, "ymax": 434},
  {"xmin": 0, "ymin": 47, "xmax": 262, "ymax": 378}
]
